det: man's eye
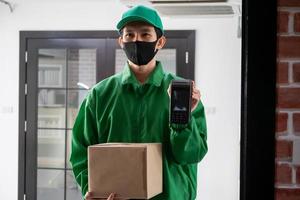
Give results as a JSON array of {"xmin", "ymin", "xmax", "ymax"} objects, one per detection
[
  {"xmin": 125, "ymin": 33, "xmax": 134, "ymax": 37},
  {"xmin": 142, "ymin": 33, "xmax": 151, "ymax": 37}
]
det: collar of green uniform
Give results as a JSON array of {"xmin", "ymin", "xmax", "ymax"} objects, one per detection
[{"xmin": 121, "ymin": 61, "xmax": 165, "ymax": 87}]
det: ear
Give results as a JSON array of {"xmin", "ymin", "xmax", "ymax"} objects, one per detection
[
  {"xmin": 156, "ymin": 36, "xmax": 166, "ymax": 50},
  {"xmin": 118, "ymin": 36, "xmax": 124, "ymax": 48}
]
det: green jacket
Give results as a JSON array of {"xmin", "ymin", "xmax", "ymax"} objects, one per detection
[{"xmin": 70, "ymin": 61, "xmax": 208, "ymax": 200}]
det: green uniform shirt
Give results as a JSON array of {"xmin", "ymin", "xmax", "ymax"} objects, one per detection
[{"xmin": 70, "ymin": 61, "xmax": 208, "ymax": 200}]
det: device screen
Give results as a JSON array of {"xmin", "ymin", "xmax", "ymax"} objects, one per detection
[{"xmin": 171, "ymin": 88, "xmax": 189, "ymax": 112}]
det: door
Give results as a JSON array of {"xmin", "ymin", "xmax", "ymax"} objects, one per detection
[{"xmin": 19, "ymin": 31, "xmax": 195, "ymax": 200}]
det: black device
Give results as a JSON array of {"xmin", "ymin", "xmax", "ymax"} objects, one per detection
[{"xmin": 170, "ymin": 79, "xmax": 192, "ymax": 124}]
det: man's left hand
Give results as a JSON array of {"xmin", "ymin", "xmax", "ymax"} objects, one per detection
[{"xmin": 191, "ymin": 81, "xmax": 201, "ymax": 112}]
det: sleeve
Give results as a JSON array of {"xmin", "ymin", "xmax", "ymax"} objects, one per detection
[
  {"xmin": 69, "ymin": 93, "xmax": 98, "ymax": 197},
  {"xmin": 169, "ymin": 100, "xmax": 208, "ymax": 165}
]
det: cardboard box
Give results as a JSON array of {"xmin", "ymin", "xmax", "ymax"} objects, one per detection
[{"xmin": 88, "ymin": 143, "xmax": 162, "ymax": 199}]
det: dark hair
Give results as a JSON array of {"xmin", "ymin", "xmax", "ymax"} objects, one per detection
[
  {"xmin": 119, "ymin": 26, "xmax": 163, "ymax": 40},
  {"xmin": 154, "ymin": 27, "xmax": 163, "ymax": 39}
]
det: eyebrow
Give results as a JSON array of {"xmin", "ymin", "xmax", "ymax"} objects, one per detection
[{"xmin": 124, "ymin": 27, "xmax": 154, "ymax": 33}]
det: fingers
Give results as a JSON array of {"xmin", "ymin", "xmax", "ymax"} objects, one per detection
[
  {"xmin": 107, "ymin": 193, "xmax": 115, "ymax": 200},
  {"xmin": 106, "ymin": 193, "xmax": 128, "ymax": 200},
  {"xmin": 191, "ymin": 80, "xmax": 201, "ymax": 97},
  {"xmin": 85, "ymin": 192, "xmax": 93, "ymax": 200},
  {"xmin": 191, "ymin": 80, "xmax": 201, "ymax": 98},
  {"xmin": 191, "ymin": 81, "xmax": 201, "ymax": 112},
  {"xmin": 192, "ymin": 88, "xmax": 201, "ymax": 101},
  {"xmin": 85, "ymin": 192, "xmax": 117, "ymax": 200}
]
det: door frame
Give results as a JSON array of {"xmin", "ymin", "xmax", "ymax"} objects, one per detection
[
  {"xmin": 240, "ymin": 0, "xmax": 277, "ymax": 199},
  {"xmin": 19, "ymin": 30, "xmax": 196, "ymax": 200}
]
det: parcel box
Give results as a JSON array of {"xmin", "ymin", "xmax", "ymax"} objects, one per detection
[{"xmin": 88, "ymin": 143, "xmax": 162, "ymax": 199}]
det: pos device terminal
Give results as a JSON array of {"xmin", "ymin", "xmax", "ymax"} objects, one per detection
[{"xmin": 170, "ymin": 79, "xmax": 192, "ymax": 124}]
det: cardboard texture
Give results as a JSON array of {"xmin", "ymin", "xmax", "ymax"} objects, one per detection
[{"xmin": 88, "ymin": 143, "xmax": 162, "ymax": 199}]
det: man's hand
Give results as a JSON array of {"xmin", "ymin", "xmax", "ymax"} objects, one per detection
[
  {"xmin": 85, "ymin": 192, "xmax": 115, "ymax": 200},
  {"xmin": 191, "ymin": 81, "xmax": 201, "ymax": 112},
  {"xmin": 85, "ymin": 192, "xmax": 127, "ymax": 200},
  {"xmin": 168, "ymin": 80, "xmax": 201, "ymax": 112}
]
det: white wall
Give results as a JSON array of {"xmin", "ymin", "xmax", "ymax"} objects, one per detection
[{"xmin": 0, "ymin": 0, "xmax": 241, "ymax": 199}]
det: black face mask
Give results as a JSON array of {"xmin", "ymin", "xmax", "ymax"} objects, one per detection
[{"xmin": 122, "ymin": 40, "xmax": 158, "ymax": 66}]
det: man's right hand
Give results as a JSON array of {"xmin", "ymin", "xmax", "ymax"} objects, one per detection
[{"xmin": 85, "ymin": 192, "xmax": 115, "ymax": 200}]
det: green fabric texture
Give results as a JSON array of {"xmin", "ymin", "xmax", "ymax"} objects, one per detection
[
  {"xmin": 116, "ymin": 5, "xmax": 164, "ymax": 34},
  {"xmin": 70, "ymin": 61, "xmax": 208, "ymax": 200}
]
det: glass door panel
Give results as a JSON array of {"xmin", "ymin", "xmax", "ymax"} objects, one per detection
[
  {"xmin": 38, "ymin": 49, "xmax": 67, "ymax": 88},
  {"xmin": 38, "ymin": 129, "xmax": 65, "ymax": 168},
  {"xmin": 156, "ymin": 49, "xmax": 177, "ymax": 74},
  {"xmin": 37, "ymin": 48, "xmax": 95, "ymax": 200},
  {"xmin": 68, "ymin": 49, "xmax": 96, "ymax": 89},
  {"xmin": 115, "ymin": 49, "xmax": 127, "ymax": 73},
  {"xmin": 67, "ymin": 90, "xmax": 88, "ymax": 129},
  {"xmin": 37, "ymin": 169, "xmax": 64, "ymax": 200},
  {"xmin": 38, "ymin": 89, "xmax": 66, "ymax": 129},
  {"xmin": 66, "ymin": 170, "xmax": 82, "ymax": 200},
  {"xmin": 26, "ymin": 38, "xmax": 105, "ymax": 200}
]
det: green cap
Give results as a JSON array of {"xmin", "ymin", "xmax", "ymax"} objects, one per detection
[{"xmin": 117, "ymin": 5, "xmax": 164, "ymax": 34}]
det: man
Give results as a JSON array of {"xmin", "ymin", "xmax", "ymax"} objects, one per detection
[{"xmin": 70, "ymin": 5, "xmax": 208, "ymax": 200}]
